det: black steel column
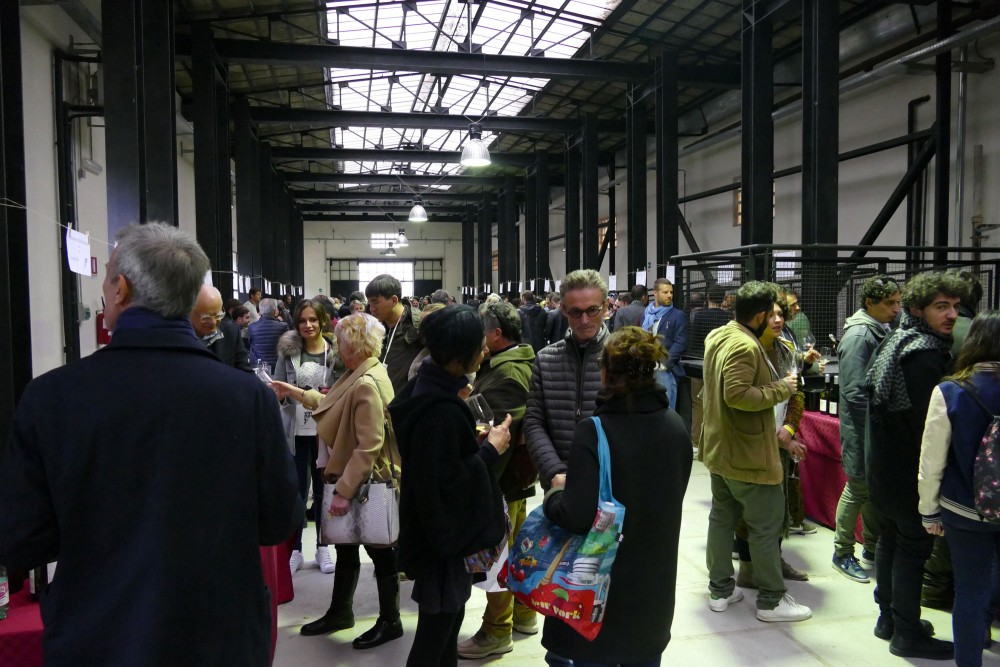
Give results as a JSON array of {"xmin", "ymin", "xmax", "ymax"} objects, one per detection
[
  {"xmin": 258, "ymin": 147, "xmax": 275, "ymax": 293},
  {"xmin": 934, "ymin": 0, "xmax": 953, "ymax": 262},
  {"xmin": 564, "ymin": 143, "xmax": 581, "ymax": 272},
  {"xmin": 234, "ymin": 98, "xmax": 260, "ymax": 297},
  {"xmin": 607, "ymin": 165, "xmax": 616, "ymax": 276},
  {"xmin": 103, "ymin": 0, "xmax": 177, "ymax": 234},
  {"xmin": 503, "ymin": 177, "xmax": 518, "ymax": 285},
  {"xmin": 193, "ymin": 23, "xmax": 233, "ymax": 297},
  {"xmin": 655, "ymin": 54, "xmax": 679, "ymax": 279},
  {"xmin": 476, "ymin": 204, "xmax": 490, "ymax": 290},
  {"xmin": 462, "ymin": 215, "xmax": 475, "ymax": 290},
  {"xmin": 741, "ymin": 0, "xmax": 775, "ymax": 251},
  {"xmin": 582, "ymin": 114, "xmax": 599, "ymax": 269},
  {"xmin": 626, "ymin": 84, "xmax": 647, "ymax": 286},
  {"xmin": 524, "ymin": 167, "xmax": 538, "ymax": 289},
  {"xmin": 290, "ymin": 207, "xmax": 303, "ymax": 293},
  {"xmin": 0, "ymin": 0, "xmax": 30, "ymax": 451},
  {"xmin": 536, "ymin": 151, "xmax": 550, "ymax": 293},
  {"xmin": 495, "ymin": 188, "xmax": 507, "ymax": 287},
  {"xmin": 481, "ymin": 192, "xmax": 494, "ymax": 290}
]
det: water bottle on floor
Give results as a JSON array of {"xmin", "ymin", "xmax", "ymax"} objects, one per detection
[{"xmin": 0, "ymin": 565, "xmax": 10, "ymax": 620}]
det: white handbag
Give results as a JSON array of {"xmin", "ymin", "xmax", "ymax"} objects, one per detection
[{"xmin": 320, "ymin": 415, "xmax": 400, "ymax": 547}]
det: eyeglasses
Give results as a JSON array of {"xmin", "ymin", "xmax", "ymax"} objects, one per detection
[
  {"xmin": 565, "ymin": 305, "xmax": 603, "ymax": 320},
  {"xmin": 198, "ymin": 313, "xmax": 224, "ymax": 324}
]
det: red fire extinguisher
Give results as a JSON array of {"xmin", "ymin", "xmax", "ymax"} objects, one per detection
[{"xmin": 96, "ymin": 310, "xmax": 112, "ymax": 345}]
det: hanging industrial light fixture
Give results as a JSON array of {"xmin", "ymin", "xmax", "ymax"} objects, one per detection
[
  {"xmin": 383, "ymin": 241, "xmax": 397, "ymax": 257},
  {"xmin": 460, "ymin": 122, "xmax": 491, "ymax": 167},
  {"xmin": 408, "ymin": 196, "xmax": 428, "ymax": 223},
  {"xmin": 396, "ymin": 228, "xmax": 409, "ymax": 247}
]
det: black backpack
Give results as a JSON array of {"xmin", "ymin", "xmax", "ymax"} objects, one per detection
[{"xmin": 951, "ymin": 380, "xmax": 1000, "ymax": 524}]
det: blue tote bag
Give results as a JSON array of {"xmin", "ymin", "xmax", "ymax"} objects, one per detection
[{"xmin": 504, "ymin": 416, "xmax": 626, "ymax": 640}]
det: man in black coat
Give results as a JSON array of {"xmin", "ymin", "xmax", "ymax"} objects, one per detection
[
  {"xmin": 518, "ymin": 290, "xmax": 550, "ymax": 352},
  {"xmin": 0, "ymin": 222, "xmax": 303, "ymax": 667},
  {"xmin": 544, "ymin": 292, "xmax": 568, "ymax": 345},
  {"xmin": 191, "ymin": 284, "xmax": 252, "ymax": 372},
  {"xmin": 611, "ymin": 283, "xmax": 647, "ymax": 331},
  {"xmin": 865, "ymin": 271, "xmax": 969, "ymax": 661}
]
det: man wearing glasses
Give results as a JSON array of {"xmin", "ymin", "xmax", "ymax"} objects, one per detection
[
  {"xmin": 524, "ymin": 269, "xmax": 609, "ymax": 494},
  {"xmin": 190, "ymin": 284, "xmax": 252, "ymax": 372}
]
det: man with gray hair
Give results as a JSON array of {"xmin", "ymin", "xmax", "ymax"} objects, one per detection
[
  {"xmin": 190, "ymin": 284, "xmax": 252, "ymax": 372},
  {"xmin": 248, "ymin": 297, "xmax": 289, "ymax": 369},
  {"xmin": 0, "ymin": 222, "xmax": 302, "ymax": 666}
]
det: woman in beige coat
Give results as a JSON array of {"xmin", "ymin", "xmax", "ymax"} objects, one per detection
[{"xmin": 271, "ymin": 312, "xmax": 402, "ymax": 650}]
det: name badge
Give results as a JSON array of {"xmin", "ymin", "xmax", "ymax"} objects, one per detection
[{"xmin": 295, "ymin": 402, "xmax": 317, "ymax": 436}]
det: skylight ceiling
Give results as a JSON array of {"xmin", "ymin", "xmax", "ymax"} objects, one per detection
[{"xmin": 324, "ymin": 0, "xmax": 620, "ymax": 179}]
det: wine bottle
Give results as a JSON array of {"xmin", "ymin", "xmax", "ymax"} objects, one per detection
[
  {"xmin": 830, "ymin": 375, "xmax": 840, "ymax": 416},
  {"xmin": 28, "ymin": 565, "xmax": 47, "ymax": 600},
  {"xmin": 820, "ymin": 374, "xmax": 830, "ymax": 414}
]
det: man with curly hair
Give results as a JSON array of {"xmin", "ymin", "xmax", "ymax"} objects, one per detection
[{"xmin": 865, "ymin": 271, "xmax": 969, "ymax": 660}]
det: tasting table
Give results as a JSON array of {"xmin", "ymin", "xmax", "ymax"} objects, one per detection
[{"xmin": 796, "ymin": 409, "xmax": 863, "ymax": 542}]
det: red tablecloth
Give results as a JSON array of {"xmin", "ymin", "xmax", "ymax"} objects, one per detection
[
  {"xmin": 797, "ymin": 410, "xmax": 862, "ymax": 541},
  {"xmin": 0, "ymin": 548, "xmax": 293, "ymax": 667},
  {"xmin": 0, "ymin": 587, "xmax": 43, "ymax": 667}
]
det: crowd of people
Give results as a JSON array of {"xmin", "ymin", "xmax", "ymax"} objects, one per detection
[{"xmin": 1, "ymin": 222, "xmax": 998, "ymax": 667}]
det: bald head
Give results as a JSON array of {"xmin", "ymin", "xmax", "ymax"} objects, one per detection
[{"xmin": 190, "ymin": 284, "xmax": 224, "ymax": 337}]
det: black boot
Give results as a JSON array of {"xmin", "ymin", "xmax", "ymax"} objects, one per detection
[
  {"xmin": 300, "ymin": 564, "xmax": 360, "ymax": 636},
  {"xmin": 353, "ymin": 574, "xmax": 403, "ymax": 650}
]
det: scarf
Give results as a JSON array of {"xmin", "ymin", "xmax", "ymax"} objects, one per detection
[
  {"xmin": 641, "ymin": 303, "xmax": 672, "ymax": 332},
  {"xmin": 412, "ymin": 357, "xmax": 470, "ymax": 398},
  {"xmin": 867, "ymin": 310, "xmax": 952, "ymax": 411}
]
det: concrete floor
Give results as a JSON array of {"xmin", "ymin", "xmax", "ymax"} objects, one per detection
[{"xmin": 275, "ymin": 460, "xmax": 1000, "ymax": 666}]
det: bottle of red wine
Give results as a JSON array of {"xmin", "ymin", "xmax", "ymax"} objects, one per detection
[{"xmin": 28, "ymin": 565, "xmax": 48, "ymax": 601}]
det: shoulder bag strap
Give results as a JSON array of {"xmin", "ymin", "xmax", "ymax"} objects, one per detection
[
  {"xmin": 949, "ymin": 379, "xmax": 1000, "ymax": 419},
  {"xmin": 590, "ymin": 416, "xmax": 613, "ymax": 502}
]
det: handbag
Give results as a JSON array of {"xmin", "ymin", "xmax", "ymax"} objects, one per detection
[
  {"xmin": 504, "ymin": 416, "xmax": 625, "ymax": 641},
  {"xmin": 321, "ymin": 411, "xmax": 400, "ymax": 547}
]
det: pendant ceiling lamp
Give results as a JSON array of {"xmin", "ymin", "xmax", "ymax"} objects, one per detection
[
  {"xmin": 408, "ymin": 196, "xmax": 428, "ymax": 223},
  {"xmin": 396, "ymin": 229, "xmax": 409, "ymax": 247},
  {"xmin": 460, "ymin": 122, "xmax": 491, "ymax": 168}
]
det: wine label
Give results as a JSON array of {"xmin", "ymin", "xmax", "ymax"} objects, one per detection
[
  {"xmin": 819, "ymin": 398, "xmax": 828, "ymax": 413},
  {"xmin": 829, "ymin": 402, "xmax": 838, "ymax": 416}
]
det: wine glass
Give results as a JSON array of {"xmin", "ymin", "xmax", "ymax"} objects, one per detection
[
  {"xmin": 818, "ymin": 346, "xmax": 832, "ymax": 372},
  {"xmin": 254, "ymin": 360, "xmax": 272, "ymax": 385},
  {"xmin": 465, "ymin": 394, "xmax": 495, "ymax": 434},
  {"xmin": 801, "ymin": 334, "xmax": 816, "ymax": 351},
  {"xmin": 785, "ymin": 349, "xmax": 803, "ymax": 381}
]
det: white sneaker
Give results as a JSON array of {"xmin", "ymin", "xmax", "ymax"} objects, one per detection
[
  {"xmin": 316, "ymin": 545, "xmax": 335, "ymax": 574},
  {"xmin": 709, "ymin": 587, "xmax": 744, "ymax": 612},
  {"xmin": 756, "ymin": 594, "xmax": 812, "ymax": 622},
  {"xmin": 289, "ymin": 549, "xmax": 304, "ymax": 574}
]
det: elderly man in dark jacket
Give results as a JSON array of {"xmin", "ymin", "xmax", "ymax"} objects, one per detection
[
  {"xmin": 832, "ymin": 275, "xmax": 900, "ymax": 584},
  {"xmin": 524, "ymin": 270, "xmax": 609, "ymax": 491},
  {"xmin": 458, "ymin": 301, "xmax": 538, "ymax": 659},
  {"xmin": 0, "ymin": 223, "xmax": 302, "ymax": 667},
  {"xmin": 190, "ymin": 284, "xmax": 252, "ymax": 372},
  {"xmin": 248, "ymin": 297, "xmax": 289, "ymax": 368},
  {"xmin": 865, "ymin": 271, "xmax": 969, "ymax": 660}
]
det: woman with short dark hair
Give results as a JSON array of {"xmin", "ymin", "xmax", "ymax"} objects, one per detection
[
  {"xmin": 389, "ymin": 305, "xmax": 511, "ymax": 666},
  {"xmin": 542, "ymin": 326, "xmax": 693, "ymax": 667}
]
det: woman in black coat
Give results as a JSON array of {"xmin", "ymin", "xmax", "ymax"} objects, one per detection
[
  {"xmin": 389, "ymin": 305, "xmax": 512, "ymax": 666},
  {"xmin": 543, "ymin": 326, "xmax": 693, "ymax": 666}
]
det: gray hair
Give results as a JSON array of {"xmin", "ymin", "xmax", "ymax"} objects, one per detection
[
  {"xmin": 109, "ymin": 222, "xmax": 209, "ymax": 318},
  {"xmin": 334, "ymin": 312, "xmax": 386, "ymax": 359},
  {"xmin": 479, "ymin": 300, "xmax": 522, "ymax": 342},
  {"xmin": 560, "ymin": 269, "xmax": 607, "ymax": 301},
  {"xmin": 259, "ymin": 298, "xmax": 279, "ymax": 317}
]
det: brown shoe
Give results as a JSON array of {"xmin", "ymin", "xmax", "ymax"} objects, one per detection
[{"xmin": 781, "ymin": 559, "xmax": 809, "ymax": 581}]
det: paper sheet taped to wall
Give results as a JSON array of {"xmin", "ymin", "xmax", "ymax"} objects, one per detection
[{"xmin": 66, "ymin": 228, "xmax": 91, "ymax": 276}]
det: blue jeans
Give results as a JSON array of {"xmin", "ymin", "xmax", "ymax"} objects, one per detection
[
  {"xmin": 545, "ymin": 653, "xmax": 660, "ymax": 667},
  {"xmin": 655, "ymin": 370, "xmax": 677, "ymax": 411},
  {"xmin": 944, "ymin": 516, "xmax": 1000, "ymax": 667}
]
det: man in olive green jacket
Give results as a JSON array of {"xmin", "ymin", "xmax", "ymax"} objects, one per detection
[{"xmin": 701, "ymin": 282, "xmax": 810, "ymax": 623}]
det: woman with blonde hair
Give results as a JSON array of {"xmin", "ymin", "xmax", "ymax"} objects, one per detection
[
  {"xmin": 272, "ymin": 312, "xmax": 403, "ymax": 650},
  {"xmin": 543, "ymin": 326, "xmax": 692, "ymax": 666}
]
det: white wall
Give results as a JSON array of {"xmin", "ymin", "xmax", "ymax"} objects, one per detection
[
  {"xmin": 303, "ymin": 221, "xmax": 463, "ymax": 297},
  {"xmin": 20, "ymin": 5, "xmax": 198, "ymax": 373}
]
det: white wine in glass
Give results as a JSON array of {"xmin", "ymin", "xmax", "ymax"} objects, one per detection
[{"xmin": 465, "ymin": 394, "xmax": 495, "ymax": 434}]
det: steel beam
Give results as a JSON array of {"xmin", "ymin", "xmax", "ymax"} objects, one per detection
[
  {"xmin": 54, "ymin": 53, "xmax": 82, "ymax": 364},
  {"xmin": 502, "ymin": 177, "xmax": 518, "ymax": 285},
  {"xmin": 626, "ymin": 85, "xmax": 647, "ymax": 285},
  {"xmin": 536, "ymin": 152, "xmax": 550, "ymax": 291},
  {"xmin": 192, "ymin": 24, "xmax": 233, "ymax": 297},
  {"xmin": 524, "ymin": 166, "xmax": 538, "ymax": 287},
  {"xmin": 103, "ymin": 0, "xmax": 177, "ymax": 235},
  {"xmin": 582, "ymin": 114, "xmax": 599, "ymax": 269},
  {"xmin": 655, "ymin": 54, "xmax": 679, "ymax": 276},
  {"xmin": 299, "ymin": 204, "xmax": 467, "ymax": 215},
  {"xmin": 270, "ymin": 146, "xmax": 534, "ymax": 167},
  {"xmin": 251, "ymin": 107, "xmax": 587, "ymax": 134},
  {"xmin": 481, "ymin": 193, "xmax": 494, "ymax": 290},
  {"xmin": 280, "ymin": 171, "xmax": 505, "ymax": 187},
  {"xmin": 1, "ymin": 0, "xmax": 30, "ymax": 448},
  {"xmin": 304, "ymin": 214, "xmax": 463, "ymax": 223},
  {"xmin": 607, "ymin": 165, "xmax": 616, "ymax": 276},
  {"xmin": 741, "ymin": 0, "xmax": 775, "ymax": 248},
  {"xmin": 234, "ymin": 98, "xmax": 261, "ymax": 296},
  {"xmin": 291, "ymin": 190, "xmax": 490, "ymax": 202},
  {"xmin": 564, "ymin": 144, "xmax": 581, "ymax": 272},
  {"xmin": 934, "ymin": 0, "xmax": 953, "ymax": 263},
  {"xmin": 462, "ymin": 215, "xmax": 475, "ymax": 289},
  {"xmin": 477, "ymin": 204, "xmax": 491, "ymax": 290}
]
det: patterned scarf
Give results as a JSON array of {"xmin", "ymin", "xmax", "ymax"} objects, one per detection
[{"xmin": 866, "ymin": 310, "xmax": 952, "ymax": 411}]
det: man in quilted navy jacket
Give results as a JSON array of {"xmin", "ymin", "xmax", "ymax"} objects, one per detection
[{"xmin": 523, "ymin": 270, "xmax": 608, "ymax": 491}]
